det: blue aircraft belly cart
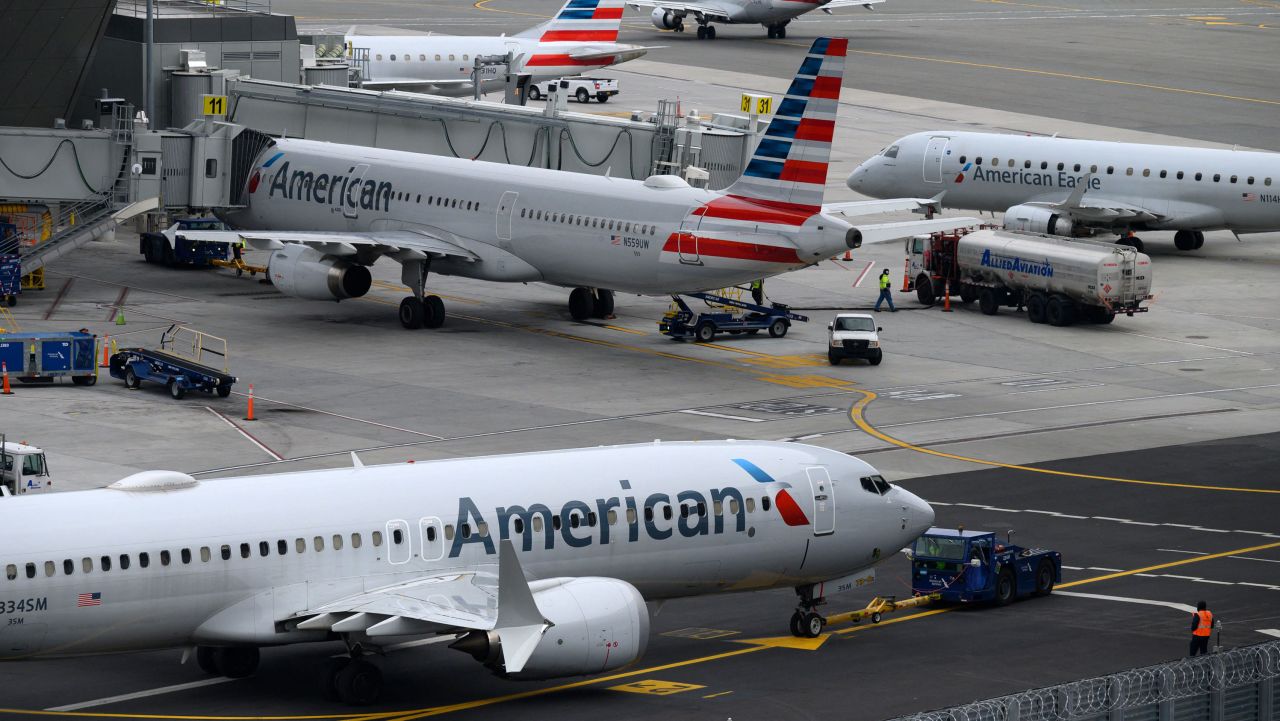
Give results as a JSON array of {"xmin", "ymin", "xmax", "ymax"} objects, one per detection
[
  {"xmin": 109, "ymin": 325, "xmax": 236, "ymax": 400},
  {"xmin": 659, "ymin": 291, "xmax": 808, "ymax": 342},
  {"xmin": 0, "ymin": 331, "xmax": 99, "ymax": 385}
]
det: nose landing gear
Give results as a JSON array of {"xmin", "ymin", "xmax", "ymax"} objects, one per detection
[{"xmin": 789, "ymin": 586, "xmax": 827, "ymax": 638}]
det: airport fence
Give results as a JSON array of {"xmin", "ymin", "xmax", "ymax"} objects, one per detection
[{"xmin": 886, "ymin": 640, "xmax": 1279, "ymax": 721}]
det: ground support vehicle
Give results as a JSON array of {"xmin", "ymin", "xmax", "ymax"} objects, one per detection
[
  {"xmin": 905, "ymin": 228, "xmax": 1152, "ymax": 326},
  {"xmin": 0, "ymin": 331, "xmax": 98, "ymax": 385},
  {"xmin": 910, "ymin": 528, "xmax": 1062, "ymax": 605},
  {"xmin": 0, "ymin": 434, "xmax": 53, "ymax": 496},
  {"xmin": 527, "ymin": 77, "xmax": 619, "ymax": 103},
  {"xmin": 109, "ymin": 325, "xmax": 235, "ymax": 400},
  {"xmin": 827, "ymin": 313, "xmax": 883, "ymax": 365},
  {"xmin": 140, "ymin": 218, "xmax": 230, "ymax": 267},
  {"xmin": 659, "ymin": 292, "xmax": 807, "ymax": 342}
]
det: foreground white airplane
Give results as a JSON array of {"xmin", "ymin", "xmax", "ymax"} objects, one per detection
[
  {"xmin": 356, "ymin": 0, "xmax": 653, "ymax": 96},
  {"xmin": 0, "ymin": 441, "xmax": 934, "ymax": 705},
  {"xmin": 628, "ymin": 0, "xmax": 884, "ymax": 39},
  {"xmin": 848, "ymin": 131, "xmax": 1280, "ymax": 252},
  {"xmin": 178, "ymin": 39, "xmax": 970, "ymax": 329}
]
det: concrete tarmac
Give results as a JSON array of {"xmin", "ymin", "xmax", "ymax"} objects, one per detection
[{"xmin": 1, "ymin": 0, "xmax": 1279, "ymax": 717}]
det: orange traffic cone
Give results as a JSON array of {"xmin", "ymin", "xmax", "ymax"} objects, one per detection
[
  {"xmin": 1, "ymin": 361, "xmax": 11, "ymax": 395},
  {"xmin": 841, "ymin": 249, "xmax": 852, "ymax": 261},
  {"xmin": 942, "ymin": 279, "xmax": 953, "ymax": 312},
  {"xmin": 901, "ymin": 259, "xmax": 911, "ymax": 292},
  {"xmin": 244, "ymin": 383, "xmax": 256, "ymax": 421},
  {"xmin": 100, "ymin": 335, "xmax": 111, "ymax": 368}
]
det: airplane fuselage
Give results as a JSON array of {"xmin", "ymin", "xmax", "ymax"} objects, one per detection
[
  {"xmin": 223, "ymin": 138, "xmax": 855, "ymax": 294},
  {"xmin": 0, "ymin": 441, "xmax": 932, "ymax": 659},
  {"xmin": 849, "ymin": 131, "xmax": 1280, "ymax": 233}
]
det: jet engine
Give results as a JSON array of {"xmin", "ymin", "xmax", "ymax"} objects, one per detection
[
  {"xmin": 451, "ymin": 577, "xmax": 649, "ymax": 679},
  {"xmin": 1003, "ymin": 204, "xmax": 1075, "ymax": 237},
  {"xmin": 267, "ymin": 243, "xmax": 373, "ymax": 301},
  {"xmin": 651, "ymin": 8, "xmax": 680, "ymax": 29}
]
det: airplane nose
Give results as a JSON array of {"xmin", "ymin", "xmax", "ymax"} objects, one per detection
[{"xmin": 900, "ymin": 488, "xmax": 935, "ymax": 537}]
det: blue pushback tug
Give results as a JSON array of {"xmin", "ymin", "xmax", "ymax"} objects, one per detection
[{"xmin": 910, "ymin": 527, "xmax": 1062, "ymax": 605}]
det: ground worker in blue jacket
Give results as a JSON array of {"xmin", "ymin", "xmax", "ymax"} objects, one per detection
[{"xmin": 875, "ymin": 269, "xmax": 896, "ymax": 312}]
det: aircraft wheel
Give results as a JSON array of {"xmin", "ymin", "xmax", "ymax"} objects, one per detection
[
  {"xmin": 802, "ymin": 612, "xmax": 824, "ymax": 638},
  {"xmin": 776, "ymin": 25, "xmax": 785, "ymax": 38},
  {"xmin": 706, "ymin": 25, "xmax": 716, "ymax": 39},
  {"xmin": 1034, "ymin": 561, "xmax": 1055, "ymax": 596},
  {"xmin": 423, "ymin": 294, "xmax": 446, "ymax": 329},
  {"xmin": 196, "ymin": 646, "xmax": 218, "ymax": 675},
  {"xmin": 788, "ymin": 611, "xmax": 804, "ymax": 637},
  {"xmin": 213, "ymin": 647, "xmax": 260, "ymax": 678},
  {"xmin": 696, "ymin": 25, "xmax": 707, "ymax": 39},
  {"xmin": 1174, "ymin": 229, "xmax": 1197, "ymax": 251},
  {"xmin": 592, "ymin": 289, "xmax": 614, "ymax": 318},
  {"xmin": 318, "ymin": 657, "xmax": 350, "ymax": 702},
  {"xmin": 1026, "ymin": 293, "xmax": 1048, "ymax": 324},
  {"xmin": 978, "ymin": 288, "xmax": 1000, "ymax": 316},
  {"xmin": 674, "ymin": 22, "xmax": 684, "ymax": 32},
  {"xmin": 767, "ymin": 26, "xmax": 777, "ymax": 39},
  {"xmin": 336, "ymin": 658, "xmax": 382, "ymax": 706},
  {"xmin": 1193, "ymin": 231, "xmax": 1205, "ymax": 249},
  {"xmin": 569, "ymin": 287, "xmax": 593, "ymax": 321},
  {"xmin": 399, "ymin": 297, "xmax": 425, "ymax": 329},
  {"xmin": 768, "ymin": 318, "xmax": 788, "ymax": 338}
]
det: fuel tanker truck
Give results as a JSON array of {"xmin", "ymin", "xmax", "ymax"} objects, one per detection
[{"xmin": 904, "ymin": 228, "xmax": 1152, "ymax": 326}]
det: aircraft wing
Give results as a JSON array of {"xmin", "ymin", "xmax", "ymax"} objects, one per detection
[
  {"xmin": 568, "ymin": 44, "xmax": 662, "ymax": 62},
  {"xmin": 851, "ymin": 216, "xmax": 981, "ymax": 245},
  {"xmin": 625, "ymin": 1, "xmax": 734, "ymax": 22},
  {"xmin": 820, "ymin": 0, "xmax": 885, "ymax": 11},
  {"xmin": 1026, "ymin": 197, "xmax": 1163, "ymax": 225},
  {"xmin": 292, "ymin": 542, "xmax": 553, "ymax": 673},
  {"xmin": 163, "ymin": 226, "xmax": 481, "ymax": 263}
]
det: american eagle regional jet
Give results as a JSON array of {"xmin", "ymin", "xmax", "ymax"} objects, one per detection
[
  {"xmin": 0, "ymin": 441, "xmax": 935, "ymax": 705},
  {"xmin": 628, "ymin": 0, "xmax": 885, "ymax": 40},
  {"xmin": 172, "ymin": 39, "xmax": 972, "ymax": 329},
  {"xmin": 356, "ymin": 0, "xmax": 655, "ymax": 97},
  {"xmin": 849, "ymin": 130, "xmax": 1280, "ymax": 252}
]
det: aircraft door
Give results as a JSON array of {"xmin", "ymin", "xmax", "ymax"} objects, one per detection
[
  {"xmin": 386, "ymin": 519, "xmax": 412, "ymax": 564},
  {"xmin": 676, "ymin": 211, "xmax": 702, "ymax": 265},
  {"xmin": 341, "ymin": 163, "xmax": 370, "ymax": 219},
  {"xmin": 420, "ymin": 516, "xmax": 445, "ymax": 562},
  {"xmin": 495, "ymin": 191, "xmax": 518, "ymax": 243},
  {"xmin": 922, "ymin": 136, "xmax": 949, "ymax": 184},
  {"xmin": 806, "ymin": 467, "xmax": 835, "ymax": 536}
]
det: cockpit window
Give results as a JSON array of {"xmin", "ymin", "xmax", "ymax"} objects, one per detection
[
  {"xmin": 836, "ymin": 317, "xmax": 875, "ymax": 332},
  {"xmin": 883, "ymin": 145, "xmax": 899, "ymax": 159},
  {"xmin": 859, "ymin": 475, "xmax": 892, "ymax": 494}
]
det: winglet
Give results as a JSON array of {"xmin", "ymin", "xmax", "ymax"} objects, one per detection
[{"xmin": 494, "ymin": 540, "xmax": 551, "ymax": 674}]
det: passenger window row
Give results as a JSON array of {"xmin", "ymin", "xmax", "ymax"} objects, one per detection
[
  {"xmin": 378, "ymin": 53, "xmax": 470, "ymax": 63},
  {"xmin": 958, "ymin": 155, "xmax": 1272, "ymax": 186},
  {"xmin": 4, "ymin": 530, "xmax": 385, "ymax": 582},
  {"xmin": 519, "ymin": 207, "xmax": 657, "ymax": 236}
]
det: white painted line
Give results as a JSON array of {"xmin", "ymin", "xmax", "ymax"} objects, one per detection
[
  {"xmin": 1135, "ymin": 573, "xmax": 1159, "ymax": 578},
  {"xmin": 955, "ymin": 503, "xmax": 988, "ymax": 508},
  {"xmin": 230, "ymin": 391, "xmax": 446, "ymax": 439},
  {"xmin": 1190, "ymin": 527, "xmax": 1230, "ymax": 533},
  {"xmin": 1121, "ymin": 521, "xmax": 1161, "ymax": 526},
  {"xmin": 1061, "ymin": 565, "xmax": 1085, "ymax": 570},
  {"xmin": 1161, "ymin": 574, "xmax": 1203, "ymax": 581},
  {"xmin": 1257, "ymin": 629, "xmax": 1280, "ymax": 639},
  {"xmin": 1234, "ymin": 530, "xmax": 1271, "ymax": 536},
  {"xmin": 1023, "ymin": 509, "xmax": 1058, "ymax": 515},
  {"xmin": 205, "ymin": 407, "xmax": 284, "ymax": 461},
  {"xmin": 1239, "ymin": 583, "xmax": 1280, "ymax": 590},
  {"xmin": 679, "ymin": 409, "xmax": 767, "ymax": 423},
  {"xmin": 852, "ymin": 260, "xmax": 876, "ymax": 289},
  {"xmin": 980, "ymin": 507, "xmax": 1021, "ymax": 513},
  {"xmin": 47, "ymin": 677, "xmax": 238, "ymax": 711},
  {"xmin": 1103, "ymin": 329, "xmax": 1253, "ymax": 355},
  {"xmin": 1092, "ymin": 516, "xmax": 1132, "ymax": 522},
  {"xmin": 1057, "ymin": 591, "xmax": 1197, "ymax": 614},
  {"xmin": 1054, "ymin": 514, "xmax": 1088, "ymax": 519},
  {"xmin": 1164, "ymin": 523, "xmax": 1201, "ymax": 529},
  {"xmin": 1230, "ymin": 555, "xmax": 1280, "ymax": 564},
  {"xmin": 1193, "ymin": 579, "xmax": 1235, "ymax": 585},
  {"xmin": 1157, "ymin": 549, "xmax": 1207, "ymax": 555},
  {"xmin": 1086, "ymin": 567, "xmax": 1124, "ymax": 572},
  {"xmin": 1006, "ymin": 383, "xmax": 1105, "ymax": 396}
]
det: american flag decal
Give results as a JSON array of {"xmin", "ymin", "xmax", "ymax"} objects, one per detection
[
  {"xmin": 77, "ymin": 592, "xmax": 102, "ymax": 607},
  {"xmin": 1242, "ymin": 193, "xmax": 1257, "ymax": 202}
]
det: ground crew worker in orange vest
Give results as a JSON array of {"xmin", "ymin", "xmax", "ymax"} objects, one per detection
[{"xmin": 1189, "ymin": 600, "xmax": 1213, "ymax": 656}]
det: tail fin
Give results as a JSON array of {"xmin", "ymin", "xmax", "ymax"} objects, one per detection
[
  {"xmin": 514, "ymin": 0, "xmax": 624, "ymax": 42},
  {"xmin": 721, "ymin": 37, "xmax": 847, "ymax": 212}
]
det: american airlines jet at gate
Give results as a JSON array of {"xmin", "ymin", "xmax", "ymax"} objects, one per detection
[
  {"xmin": 177, "ymin": 39, "xmax": 971, "ymax": 329},
  {"xmin": 0, "ymin": 441, "xmax": 934, "ymax": 705},
  {"xmin": 356, "ymin": 0, "xmax": 654, "ymax": 97},
  {"xmin": 629, "ymin": 0, "xmax": 885, "ymax": 40},
  {"xmin": 848, "ymin": 131, "xmax": 1280, "ymax": 253}
]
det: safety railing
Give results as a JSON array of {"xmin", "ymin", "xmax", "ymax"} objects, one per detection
[
  {"xmin": 886, "ymin": 640, "xmax": 1279, "ymax": 721},
  {"xmin": 112, "ymin": 0, "xmax": 272, "ymax": 17},
  {"xmin": 160, "ymin": 325, "xmax": 230, "ymax": 373}
]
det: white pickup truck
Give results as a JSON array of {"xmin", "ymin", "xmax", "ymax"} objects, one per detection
[
  {"xmin": 827, "ymin": 313, "xmax": 884, "ymax": 366},
  {"xmin": 527, "ymin": 77, "xmax": 619, "ymax": 103}
]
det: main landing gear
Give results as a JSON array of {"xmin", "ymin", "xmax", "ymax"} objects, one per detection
[
  {"xmin": 765, "ymin": 21, "xmax": 788, "ymax": 39},
  {"xmin": 1174, "ymin": 229, "xmax": 1206, "ymax": 251},
  {"xmin": 695, "ymin": 21, "xmax": 717, "ymax": 39},
  {"xmin": 319, "ymin": 651, "xmax": 384, "ymax": 706},
  {"xmin": 1116, "ymin": 232, "xmax": 1145, "ymax": 253},
  {"xmin": 398, "ymin": 258, "xmax": 447, "ymax": 330},
  {"xmin": 568, "ymin": 287, "xmax": 615, "ymax": 321},
  {"xmin": 788, "ymin": 585, "xmax": 827, "ymax": 639}
]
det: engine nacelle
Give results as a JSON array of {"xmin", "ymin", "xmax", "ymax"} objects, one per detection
[
  {"xmin": 651, "ymin": 7, "xmax": 679, "ymax": 29},
  {"xmin": 267, "ymin": 243, "xmax": 372, "ymax": 301},
  {"xmin": 1003, "ymin": 204, "xmax": 1075, "ymax": 237},
  {"xmin": 452, "ymin": 577, "xmax": 649, "ymax": 679}
]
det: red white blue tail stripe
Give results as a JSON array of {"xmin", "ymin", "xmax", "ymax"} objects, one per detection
[{"xmin": 538, "ymin": 0, "xmax": 623, "ymax": 44}]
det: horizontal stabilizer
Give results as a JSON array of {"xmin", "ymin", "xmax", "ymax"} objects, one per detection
[{"xmin": 824, "ymin": 196, "xmax": 946, "ymax": 218}]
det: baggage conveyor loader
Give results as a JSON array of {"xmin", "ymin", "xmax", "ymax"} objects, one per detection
[{"xmin": 659, "ymin": 290, "xmax": 808, "ymax": 342}]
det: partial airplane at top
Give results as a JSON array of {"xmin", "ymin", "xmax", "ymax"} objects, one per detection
[
  {"xmin": 0, "ymin": 440, "xmax": 934, "ymax": 705},
  {"xmin": 848, "ymin": 131, "xmax": 1280, "ymax": 252},
  {"xmin": 174, "ymin": 39, "xmax": 973, "ymax": 329},
  {"xmin": 627, "ymin": 0, "xmax": 884, "ymax": 40},
  {"xmin": 356, "ymin": 0, "xmax": 655, "ymax": 97}
]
